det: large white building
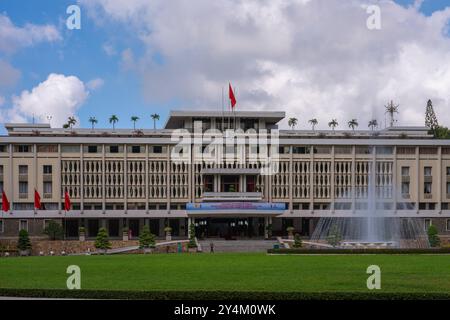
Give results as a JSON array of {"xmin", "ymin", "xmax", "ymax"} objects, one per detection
[{"xmin": 1, "ymin": 110, "xmax": 450, "ymax": 242}]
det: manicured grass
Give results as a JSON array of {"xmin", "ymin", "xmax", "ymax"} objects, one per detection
[{"xmin": 0, "ymin": 253, "xmax": 449, "ymax": 293}]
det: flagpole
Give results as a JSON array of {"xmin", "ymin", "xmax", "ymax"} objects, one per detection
[{"xmin": 222, "ymin": 87, "xmax": 225, "ymax": 132}]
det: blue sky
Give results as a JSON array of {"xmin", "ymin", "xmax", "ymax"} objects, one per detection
[{"xmin": 1, "ymin": 0, "xmax": 450, "ymax": 132}]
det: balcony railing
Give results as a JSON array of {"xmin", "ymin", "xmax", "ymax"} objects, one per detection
[{"xmin": 202, "ymin": 192, "xmax": 263, "ymax": 201}]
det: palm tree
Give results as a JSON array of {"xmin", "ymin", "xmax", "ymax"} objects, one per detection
[
  {"xmin": 151, "ymin": 113, "xmax": 160, "ymax": 130},
  {"xmin": 328, "ymin": 119, "xmax": 338, "ymax": 132},
  {"xmin": 385, "ymin": 100, "xmax": 399, "ymax": 127},
  {"xmin": 67, "ymin": 116, "xmax": 77, "ymax": 129},
  {"xmin": 348, "ymin": 119, "xmax": 358, "ymax": 131},
  {"xmin": 131, "ymin": 116, "xmax": 139, "ymax": 130},
  {"xmin": 88, "ymin": 117, "xmax": 98, "ymax": 130},
  {"xmin": 109, "ymin": 115, "xmax": 119, "ymax": 130},
  {"xmin": 308, "ymin": 118, "xmax": 318, "ymax": 131},
  {"xmin": 368, "ymin": 119, "xmax": 378, "ymax": 131},
  {"xmin": 288, "ymin": 117, "xmax": 298, "ymax": 130}
]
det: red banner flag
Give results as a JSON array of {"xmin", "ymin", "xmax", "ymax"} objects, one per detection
[
  {"xmin": 64, "ymin": 191, "xmax": 71, "ymax": 212},
  {"xmin": 2, "ymin": 191, "xmax": 10, "ymax": 212},
  {"xmin": 34, "ymin": 189, "xmax": 41, "ymax": 210},
  {"xmin": 229, "ymin": 83, "xmax": 236, "ymax": 109}
]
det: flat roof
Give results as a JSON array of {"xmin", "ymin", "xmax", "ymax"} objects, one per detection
[{"xmin": 164, "ymin": 110, "xmax": 286, "ymax": 129}]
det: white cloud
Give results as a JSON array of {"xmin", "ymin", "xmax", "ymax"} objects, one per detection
[
  {"xmin": 102, "ymin": 43, "xmax": 116, "ymax": 56},
  {"xmin": 0, "ymin": 13, "xmax": 61, "ymax": 54},
  {"xmin": 79, "ymin": 0, "xmax": 450, "ymax": 129},
  {"xmin": 0, "ymin": 95, "xmax": 5, "ymax": 106},
  {"xmin": 86, "ymin": 78, "xmax": 105, "ymax": 90},
  {"xmin": 0, "ymin": 59, "xmax": 20, "ymax": 88},
  {"xmin": 6, "ymin": 74, "xmax": 88, "ymax": 126}
]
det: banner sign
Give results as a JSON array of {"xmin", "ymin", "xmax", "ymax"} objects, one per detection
[{"xmin": 186, "ymin": 202, "xmax": 286, "ymax": 211}]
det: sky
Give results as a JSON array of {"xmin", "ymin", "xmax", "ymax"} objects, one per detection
[{"xmin": 0, "ymin": 0, "xmax": 450, "ymax": 132}]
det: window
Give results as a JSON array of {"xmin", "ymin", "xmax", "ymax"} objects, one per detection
[
  {"xmin": 37, "ymin": 145, "xmax": 57, "ymax": 153},
  {"xmin": 0, "ymin": 220, "xmax": 3, "ymax": 233},
  {"xmin": 19, "ymin": 182, "xmax": 28, "ymax": 195},
  {"xmin": 0, "ymin": 165, "xmax": 2, "ymax": 174},
  {"xmin": 397, "ymin": 147, "xmax": 415, "ymax": 155},
  {"xmin": 293, "ymin": 146, "xmax": 310, "ymax": 154},
  {"xmin": 43, "ymin": 165, "xmax": 52, "ymax": 174},
  {"xmin": 203, "ymin": 175, "xmax": 214, "ymax": 192},
  {"xmin": 424, "ymin": 167, "xmax": 432, "ymax": 176},
  {"xmin": 420, "ymin": 147, "xmax": 437, "ymax": 155},
  {"xmin": 424, "ymin": 218, "xmax": 431, "ymax": 231},
  {"xmin": 61, "ymin": 145, "xmax": 80, "ymax": 153},
  {"xmin": 447, "ymin": 219, "xmax": 450, "ymax": 231},
  {"xmin": 131, "ymin": 146, "xmax": 141, "ymax": 154},
  {"xmin": 87, "ymin": 145, "xmax": 98, "ymax": 153},
  {"xmin": 109, "ymin": 145, "xmax": 119, "ymax": 153},
  {"xmin": 448, "ymin": 183, "xmax": 450, "ymax": 195},
  {"xmin": 0, "ymin": 181, "xmax": 3, "ymax": 194},
  {"xmin": 246, "ymin": 175, "xmax": 256, "ymax": 192},
  {"xmin": 0, "ymin": 145, "xmax": 6, "ymax": 153},
  {"xmin": 152, "ymin": 146, "xmax": 163, "ymax": 154},
  {"xmin": 19, "ymin": 165, "xmax": 28, "ymax": 175},
  {"xmin": 355, "ymin": 146, "xmax": 372, "ymax": 154},
  {"xmin": 401, "ymin": 182, "xmax": 410, "ymax": 195},
  {"xmin": 221, "ymin": 175, "xmax": 240, "ymax": 192},
  {"xmin": 424, "ymin": 182, "xmax": 432, "ymax": 194},
  {"xmin": 334, "ymin": 146, "xmax": 352, "ymax": 154},
  {"xmin": 447, "ymin": 167, "xmax": 450, "ymax": 176},
  {"xmin": 376, "ymin": 147, "xmax": 393, "ymax": 155},
  {"xmin": 20, "ymin": 220, "xmax": 28, "ymax": 231},
  {"xmin": 14, "ymin": 145, "xmax": 31, "ymax": 153},
  {"xmin": 313, "ymin": 146, "xmax": 331, "ymax": 154},
  {"xmin": 401, "ymin": 167, "xmax": 410, "ymax": 176},
  {"xmin": 43, "ymin": 182, "xmax": 52, "ymax": 195}
]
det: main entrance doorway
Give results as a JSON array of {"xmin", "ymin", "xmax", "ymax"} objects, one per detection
[{"xmin": 194, "ymin": 217, "xmax": 265, "ymax": 239}]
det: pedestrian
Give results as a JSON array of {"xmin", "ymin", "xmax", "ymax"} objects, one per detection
[{"xmin": 210, "ymin": 242, "xmax": 214, "ymax": 253}]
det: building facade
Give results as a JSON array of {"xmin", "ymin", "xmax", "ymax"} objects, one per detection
[{"xmin": 1, "ymin": 110, "xmax": 450, "ymax": 241}]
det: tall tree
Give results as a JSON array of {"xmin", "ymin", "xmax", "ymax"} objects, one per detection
[
  {"xmin": 288, "ymin": 117, "xmax": 298, "ymax": 130},
  {"xmin": 67, "ymin": 116, "xmax": 77, "ymax": 129},
  {"xmin": 328, "ymin": 119, "xmax": 338, "ymax": 132},
  {"xmin": 109, "ymin": 115, "xmax": 119, "ymax": 130},
  {"xmin": 88, "ymin": 116, "xmax": 98, "ymax": 130},
  {"xmin": 131, "ymin": 116, "xmax": 140, "ymax": 130},
  {"xmin": 151, "ymin": 113, "xmax": 160, "ymax": 130},
  {"xmin": 368, "ymin": 119, "xmax": 378, "ymax": 131},
  {"xmin": 308, "ymin": 118, "xmax": 318, "ymax": 131},
  {"xmin": 348, "ymin": 119, "xmax": 358, "ymax": 131},
  {"xmin": 385, "ymin": 100, "xmax": 399, "ymax": 127},
  {"xmin": 425, "ymin": 99, "xmax": 439, "ymax": 131}
]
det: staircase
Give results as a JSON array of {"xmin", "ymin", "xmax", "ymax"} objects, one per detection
[{"xmin": 198, "ymin": 239, "xmax": 278, "ymax": 253}]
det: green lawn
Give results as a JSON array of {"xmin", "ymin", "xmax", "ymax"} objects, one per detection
[{"xmin": 0, "ymin": 253, "xmax": 449, "ymax": 293}]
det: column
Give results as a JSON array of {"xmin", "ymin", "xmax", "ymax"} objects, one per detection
[
  {"xmin": 393, "ymin": 146, "xmax": 397, "ymax": 213},
  {"xmin": 416, "ymin": 146, "xmax": 420, "ymax": 212},
  {"xmin": 80, "ymin": 144, "xmax": 84, "ymax": 212}
]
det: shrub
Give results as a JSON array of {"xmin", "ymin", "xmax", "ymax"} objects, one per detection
[
  {"xmin": 79, "ymin": 227, "xmax": 86, "ymax": 233},
  {"xmin": 17, "ymin": 229, "xmax": 32, "ymax": 252},
  {"xmin": 326, "ymin": 225, "xmax": 342, "ymax": 247},
  {"xmin": 292, "ymin": 234, "xmax": 302, "ymax": 248},
  {"xmin": 164, "ymin": 226, "xmax": 172, "ymax": 233},
  {"xmin": 94, "ymin": 228, "xmax": 111, "ymax": 252},
  {"xmin": 43, "ymin": 220, "xmax": 64, "ymax": 240},
  {"xmin": 188, "ymin": 223, "xmax": 197, "ymax": 248},
  {"xmin": 428, "ymin": 225, "xmax": 440, "ymax": 247},
  {"xmin": 139, "ymin": 225, "xmax": 156, "ymax": 249}
]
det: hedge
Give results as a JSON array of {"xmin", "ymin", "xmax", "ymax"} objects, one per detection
[
  {"xmin": 0, "ymin": 288, "xmax": 450, "ymax": 300},
  {"xmin": 267, "ymin": 248, "xmax": 450, "ymax": 255}
]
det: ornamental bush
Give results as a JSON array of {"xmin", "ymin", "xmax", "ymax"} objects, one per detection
[
  {"xmin": 428, "ymin": 225, "xmax": 440, "ymax": 247},
  {"xmin": 292, "ymin": 233, "xmax": 302, "ymax": 248},
  {"xmin": 139, "ymin": 225, "xmax": 156, "ymax": 249},
  {"xmin": 17, "ymin": 229, "xmax": 32, "ymax": 252},
  {"xmin": 43, "ymin": 220, "xmax": 64, "ymax": 240},
  {"xmin": 94, "ymin": 228, "xmax": 111, "ymax": 252},
  {"xmin": 188, "ymin": 223, "xmax": 197, "ymax": 248}
]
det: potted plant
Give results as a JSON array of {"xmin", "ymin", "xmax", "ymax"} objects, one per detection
[
  {"xmin": 187, "ymin": 223, "xmax": 197, "ymax": 253},
  {"xmin": 17, "ymin": 229, "xmax": 32, "ymax": 256},
  {"xmin": 286, "ymin": 226, "xmax": 295, "ymax": 240},
  {"xmin": 139, "ymin": 225, "xmax": 156, "ymax": 254},
  {"xmin": 94, "ymin": 227, "xmax": 111, "ymax": 254},
  {"xmin": 164, "ymin": 226, "xmax": 173, "ymax": 241},
  {"xmin": 79, "ymin": 227, "xmax": 86, "ymax": 242},
  {"xmin": 292, "ymin": 233, "xmax": 303, "ymax": 248},
  {"xmin": 122, "ymin": 229, "xmax": 129, "ymax": 241}
]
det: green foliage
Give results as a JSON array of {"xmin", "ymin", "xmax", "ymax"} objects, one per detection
[
  {"xmin": 79, "ymin": 227, "xmax": 85, "ymax": 233},
  {"xmin": 17, "ymin": 229, "xmax": 31, "ymax": 251},
  {"xmin": 94, "ymin": 227, "xmax": 111, "ymax": 251},
  {"xmin": 164, "ymin": 226, "xmax": 172, "ymax": 233},
  {"xmin": 292, "ymin": 234, "xmax": 302, "ymax": 248},
  {"xmin": 43, "ymin": 220, "xmax": 64, "ymax": 241},
  {"xmin": 326, "ymin": 225, "xmax": 342, "ymax": 247},
  {"xmin": 139, "ymin": 225, "xmax": 156, "ymax": 249},
  {"xmin": 188, "ymin": 223, "xmax": 197, "ymax": 248},
  {"xmin": 427, "ymin": 225, "xmax": 441, "ymax": 247},
  {"xmin": 433, "ymin": 126, "xmax": 450, "ymax": 139}
]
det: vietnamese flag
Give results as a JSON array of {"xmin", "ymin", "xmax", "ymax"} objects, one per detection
[
  {"xmin": 34, "ymin": 189, "xmax": 41, "ymax": 210},
  {"xmin": 228, "ymin": 83, "xmax": 236, "ymax": 109},
  {"xmin": 2, "ymin": 191, "xmax": 10, "ymax": 212},
  {"xmin": 64, "ymin": 191, "xmax": 71, "ymax": 212}
]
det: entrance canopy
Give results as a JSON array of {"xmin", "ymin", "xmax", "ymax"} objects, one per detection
[{"xmin": 186, "ymin": 202, "xmax": 285, "ymax": 217}]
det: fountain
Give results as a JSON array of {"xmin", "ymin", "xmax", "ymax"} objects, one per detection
[{"xmin": 310, "ymin": 146, "xmax": 429, "ymax": 249}]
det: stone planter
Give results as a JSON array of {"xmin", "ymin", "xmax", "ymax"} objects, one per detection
[
  {"xmin": 165, "ymin": 232, "xmax": 172, "ymax": 241},
  {"xmin": 122, "ymin": 231, "xmax": 129, "ymax": 241},
  {"xmin": 19, "ymin": 249, "xmax": 30, "ymax": 256},
  {"xmin": 143, "ymin": 247, "xmax": 154, "ymax": 254},
  {"xmin": 288, "ymin": 233, "xmax": 294, "ymax": 240},
  {"xmin": 188, "ymin": 247, "xmax": 197, "ymax": 253},
  {"xmin": 79, "ymin": 232, "xmax": 86, "ymax": 242}
]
